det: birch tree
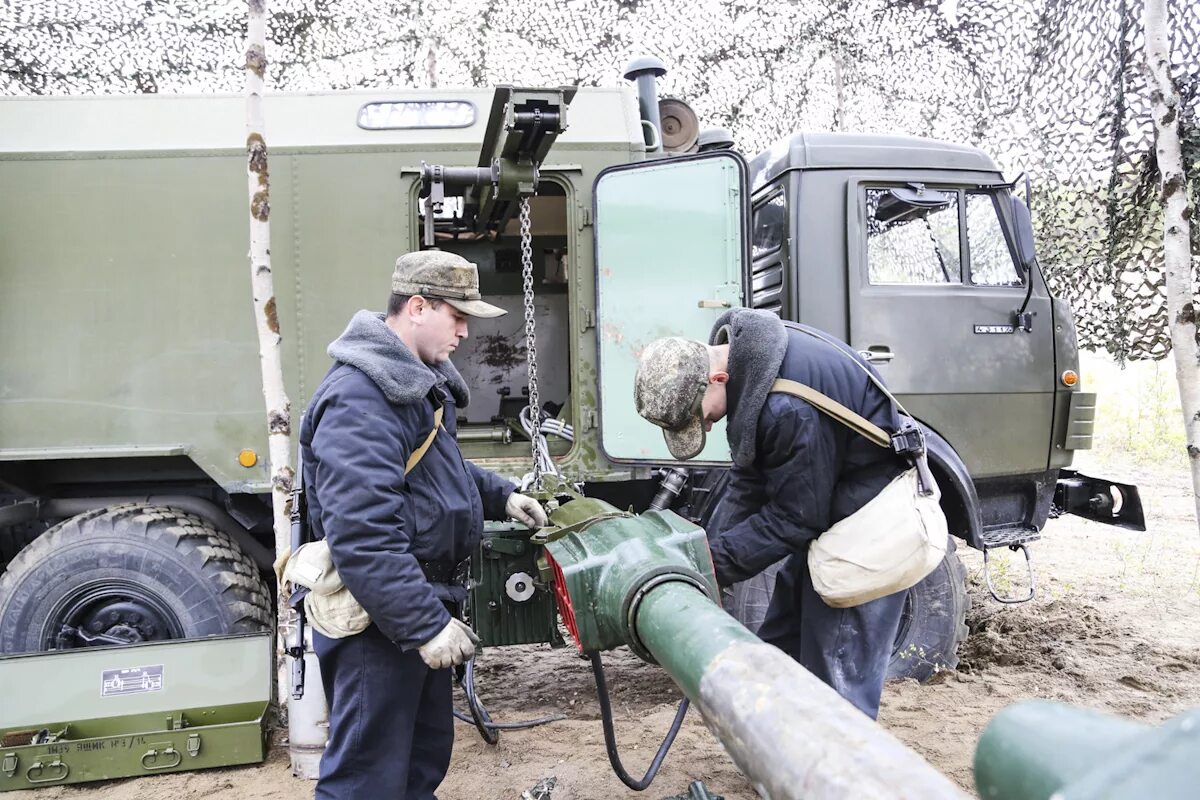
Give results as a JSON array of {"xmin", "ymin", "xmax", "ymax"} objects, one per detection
[
  {"xmin": 1145, "ymin": 0, "xmax": 1200, "ymax": 531},
  {"xmin": 245, "ymin": 0, "xmax": 294, "ymax": 571}
]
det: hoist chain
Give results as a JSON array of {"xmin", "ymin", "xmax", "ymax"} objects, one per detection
[{"xmin": 519, "ymin": 197, "xmax": 544, "ymax": 492}]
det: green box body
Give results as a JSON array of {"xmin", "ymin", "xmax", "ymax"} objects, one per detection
[
  {"xmin": 0, "ymin": 633, "xmax": 271, "ymax": 791},
  {"xmin": 470, "ymin": 522, "xmax": 561, "ymax": 648}
]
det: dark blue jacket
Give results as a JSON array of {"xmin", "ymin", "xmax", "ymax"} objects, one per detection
[
  {"xmin": 299, "ymin": 311, "xmax": 514, "ymax": 650},
  {"xmin": 706, "ymin": 310, "xmax": 906, "ymax": 586}
]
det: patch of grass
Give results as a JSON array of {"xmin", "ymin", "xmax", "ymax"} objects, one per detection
[{"xmin": 1081, "ymin": 352, "xmax": 1188, "ymax": 469}]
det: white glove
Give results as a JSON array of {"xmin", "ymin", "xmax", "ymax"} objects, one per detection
[
  {"xmin": 417, "ymin": 617, "xmax": 480, "ymax": 670},
  {"xmin": 506, "ymin": 492, "xmax": 549, "ymax": 528}
]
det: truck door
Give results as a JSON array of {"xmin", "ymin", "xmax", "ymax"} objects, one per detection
[
  {"xmin": 593, "ymin": 152, "xmax": 750, "ymax": 464},
  {"xmin": 846, "ymin": 183, "xmax": 1055, "ymax": 478}
]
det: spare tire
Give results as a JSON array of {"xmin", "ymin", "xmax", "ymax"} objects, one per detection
[
  {"xmin": 0, "ymin": 504, "xmax": 272, "ymax": 654},
  {"xmin": 727, "ymin": 538, "xmax": 969, "ymax": 682}
]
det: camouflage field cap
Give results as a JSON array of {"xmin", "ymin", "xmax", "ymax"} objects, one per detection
[
  {"xmin": 392, "ymin": 250, "xmax": 506, "ymax": 319},
  {"xmin": 634, "ymin": 337, "xmax": 710, "ymax": 460}
]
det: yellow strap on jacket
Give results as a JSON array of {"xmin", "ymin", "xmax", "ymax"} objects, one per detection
[{"xmin": 404, "ymin": 405, "xmax": 444, "ymax": 476}]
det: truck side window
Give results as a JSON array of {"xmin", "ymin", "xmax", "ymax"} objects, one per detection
[
  {"xmin": 967, "ymin": 192, "xmax": 1024, "ymax": 286},
  {"xmin": 865, "ymin": 188, "xmax": 960, "ymax": 284},
  {"xmin": 752, "ymin": 191, "xmax": 786, "ymax": 259}
]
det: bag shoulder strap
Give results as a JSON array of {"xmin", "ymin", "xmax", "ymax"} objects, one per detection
[
  {"xmin": 770, "ymin": 378, "xmax": 890, "ymax": 449},
  {"xmin": 404, "ymin": 404, "xmax": 445, "ymax": 476},
  {"xmin": 781, "ymin": 321, "xmax": 913, "ymax": 420}
]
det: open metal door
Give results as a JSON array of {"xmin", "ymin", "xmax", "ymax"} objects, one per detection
[{"xmin": 593, "ymin": 152, "xmax": 750, "ymax": 464}]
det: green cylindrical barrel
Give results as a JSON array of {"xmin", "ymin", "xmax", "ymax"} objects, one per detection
[
  {"xmin": 633, "ymin": 580, "xmax": 969, "ymax": 800},
  {"xmin": 974, "ymin": 700, "xmax": 1144, "ymax": 799},
  {"xmin": 975, "ymin": 700, "xmax": 1200, "ymax": 800}
]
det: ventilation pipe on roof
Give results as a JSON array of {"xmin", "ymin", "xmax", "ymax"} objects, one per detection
[{"xmin": 623, "ymin": 56, "xmax": 667, "ymax": 153}]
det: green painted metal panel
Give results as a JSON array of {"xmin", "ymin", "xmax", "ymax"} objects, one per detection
[
  {"xmin": 470, "ymin": 522, "xmax": 560, "ymax": 648},
  {"xmin": 1063, "ymin": 391, "xmax": 1095, "ymax": 450},
  {"xmin": 1, "ymin": 634, "xmax": 270, "ymax": 728},
  {"xmin": 0, "ymin": 154, "xmax": 270, "ymax": 491},
  {"xmin": 900, "ymin": 393, "xmax": 1053, "ymax": 478},
  {"xmin": 0, "ymin": 634, "xmax": 270, "ymax": 791},
  {"xmin": 594, "ymin": 153, "xmax": 747, "ymax": 464}
]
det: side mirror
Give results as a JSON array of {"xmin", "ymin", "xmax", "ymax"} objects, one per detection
[{"xmin": 1010, "ymin": 195, "xmax": 1037, "ymax": 271}]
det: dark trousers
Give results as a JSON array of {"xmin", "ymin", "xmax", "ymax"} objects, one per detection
[
  {"xmin": 758, "ymin": 552, "xmax": 906, "ymax": 719},
  {"xmin": 313, "ymin": 624, "xmax": 453, "ymax": 800}
]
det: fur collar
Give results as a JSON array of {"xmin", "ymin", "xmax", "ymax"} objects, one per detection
[
  {"xmin": 709, "ymin": 309, "xmax": 788, "ymax": 467},
  {"xmin": 327, "ymin": 311, "xmax": 470, "ymax": 407}
]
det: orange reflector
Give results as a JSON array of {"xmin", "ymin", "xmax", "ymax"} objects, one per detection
[
  {"xmin": 1061, "ymin": 370, "xmax": 1079, "ymax": 387},
  {"xmin": 238, "ymin": 449, "xmax": 258, "ymax": 468}
]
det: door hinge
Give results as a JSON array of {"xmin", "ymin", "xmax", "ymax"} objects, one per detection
[
  {"xmin": 580, "ymin": 408, "xmax": 598, "ymax": 431},
  {"xmin": 579, "ymin": 307, "xmax": 596, "ymax": 331},
  {"xmin": 578, "ymin": 206, "xmax": 593, "ymax": 230}
]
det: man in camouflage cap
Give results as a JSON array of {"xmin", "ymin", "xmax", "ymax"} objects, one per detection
[
  {"xmin": 634, "ymin": 308, "xmax": 908, "ymax": 720},
  {"xmin": 390, "ymin": 249, "xmax": 507, "ymax": 320},
  {"xmin": 299, "ymin": 249, "xmax": 547, "ymax": 798},
  {"xmin": 634, "ymin": 337, "xmax": 719, "ymax": 460}
]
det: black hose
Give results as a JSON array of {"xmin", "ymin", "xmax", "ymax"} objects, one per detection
[
  {"xmin": 455, "ymin": 657, "xmax": 565, "ymax": 744},
  {"xmin": 589, "ymin": 651, "xmax": 690, "ymax": 792},
  {"xmin": 451, "ymin": 709, "xmax": 566, "ymax": 730}
]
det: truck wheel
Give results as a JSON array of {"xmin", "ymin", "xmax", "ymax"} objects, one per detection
[
  {"xmin": 0, "ymin": 504, "xmax": 272, "ymax": 655},
  {"xmin": 886, "ymin": 538, "xmax": 969, "ymax": 681},
  {"xmin": 727, "ymin": 539, "xmax": 969, "ymax": 683}
]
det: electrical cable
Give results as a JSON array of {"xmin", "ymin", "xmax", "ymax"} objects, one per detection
[
  {"xmin": 455, "ymin": 657, "xmax": 565, "ymax": 744},
  {"xmin": 589, "ymin": 651, "xmax": 690, "ymax": 792}
]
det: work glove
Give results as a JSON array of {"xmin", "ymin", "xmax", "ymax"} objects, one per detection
[
  {"xmin": 417, "ymin": 617, "xmax": 480, "ymax": 670},
  {"xmin": 506, "ymin": 492, "xmax": 549, "ymax": 528}
]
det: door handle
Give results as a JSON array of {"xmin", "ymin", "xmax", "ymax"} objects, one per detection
[
  {"xmin": 858, "ymin": 347, "xmax": 895, "ymax": 364},
  {"xmin": 697, "ymin": 299, "xmax": 732, "ymax": 309}
]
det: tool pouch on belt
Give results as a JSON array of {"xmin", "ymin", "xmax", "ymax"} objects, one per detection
[{"xmin": 283, "ymin": 540, "xmax": 372, "ymax": 639}]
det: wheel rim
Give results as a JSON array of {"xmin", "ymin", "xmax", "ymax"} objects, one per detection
[{"xmin": 42, "ymin": 579, "xmax": 185, "ymax": 650}]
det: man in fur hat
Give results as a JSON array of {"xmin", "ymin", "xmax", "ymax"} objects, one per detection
[
  {"xmin": 634, "ymin": 308, "xmax": 908, "ymax": 719},
  {"xmin": 299, "ymin": 250, "xmax": 548, "ymax": 798}
]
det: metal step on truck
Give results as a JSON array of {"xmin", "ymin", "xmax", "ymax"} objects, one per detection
[{"xmin": 0, "ymin": 57, "xmax": 1142, "ymax": 687}]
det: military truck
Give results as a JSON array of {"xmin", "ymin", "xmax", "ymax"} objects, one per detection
[{"xmin": 0, "ymin": 61, "xmax": 1140, "ymax": 679}]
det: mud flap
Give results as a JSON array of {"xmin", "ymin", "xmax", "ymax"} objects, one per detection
[{"xmin": 1053, "ymin": 470, "xmax": 1145, "ymax": 531}]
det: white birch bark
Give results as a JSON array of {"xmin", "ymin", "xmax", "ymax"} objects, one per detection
[
  {"xmin": 245, "ymin": 1, "xmax": 294, "ymax": 585},
  {"xmin": 1145, "ymin": 0, "xmax": 1200, "ymax": 531}
]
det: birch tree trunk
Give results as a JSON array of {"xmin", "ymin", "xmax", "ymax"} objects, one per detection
[
  {"xmin": 1145, "ymin": 0, "xmax": 1200, "ymax": 532},
  {"xmin": 245, "ymin": 1, "xmax": 294, "ymax": 583}
]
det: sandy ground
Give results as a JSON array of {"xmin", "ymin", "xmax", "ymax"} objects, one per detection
[{"xmin": 9, "ymin": 459, "xmax": 1200, "ymax": 800}]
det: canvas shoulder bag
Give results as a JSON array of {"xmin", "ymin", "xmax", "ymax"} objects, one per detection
[{"xmin": 769, "ymin": 330, "xmax": 948, "ymax": 608}]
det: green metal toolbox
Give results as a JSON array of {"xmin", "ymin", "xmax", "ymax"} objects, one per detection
[{"xmin": 0, "ymin": 632, "xmax": 272, "ymax": 791}]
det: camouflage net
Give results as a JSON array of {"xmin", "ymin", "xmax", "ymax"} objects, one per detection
[{"xmin": 3, "ymin": 0, "xmax": 1197, "ymax": 359}]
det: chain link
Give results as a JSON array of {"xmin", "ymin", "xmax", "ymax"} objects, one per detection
[{"xmin": 519, "ymin": 197, "xmax": 543, "ymax": 491}]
